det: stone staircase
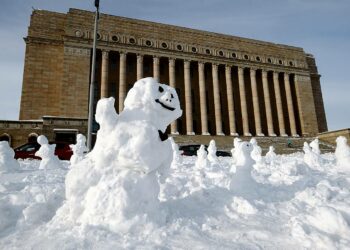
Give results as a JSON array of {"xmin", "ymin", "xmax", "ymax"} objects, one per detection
[{"xmin": 172, "ymin": 135, "xmax": 335, "ymax": 155}]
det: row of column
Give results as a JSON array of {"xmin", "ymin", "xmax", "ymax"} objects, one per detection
[{"xmin": 99, "ymin": 50, "xmax": 299, "ymax": 137}]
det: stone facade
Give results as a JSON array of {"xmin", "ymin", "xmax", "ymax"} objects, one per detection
[{"xmin": 14, "ymin": 8, "xmax": 328, "ymax": 145}]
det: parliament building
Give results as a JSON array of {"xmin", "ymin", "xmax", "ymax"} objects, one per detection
[{"xmin": 1, "ymin": 8, "xmax": 329, "ymax": 147}]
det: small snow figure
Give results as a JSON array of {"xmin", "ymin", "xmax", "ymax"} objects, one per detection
[
  {"xmin": 265, "ymin": 146, "xmax": 277, "ymax": 165},
  {"xmin": 169, "ymin": 137, "xmax": 182, "ymax": 168},
  {"xmin": 335, "ymin": 136, "xmax": 350, "ymax": 170},
  {"xmin": 310, "ymin": 138, "xmax": 321, "ymax": 155},
  {"xmin": 303, "ymin": 142, "xmax": 322, "ymax": 170},
  {"xmin": 230, "ymin": 141, "xmax": 255, "ymax": 191},
  {"xmin": 70, "ymin": 134, "xmax": 88, "ymax": 165},
  {"xmin": 207, "ymin": 139, "xmax": 219, "ymax": 165},
  {"xmin": 0, "ymin": 141, "xmax": 20, "ymax": 173},
  {"xmin": 195, "ymin": 145, "xmax": 210, "ymax": 170},
  {"xmin": 232, "ymin": 141, "xmax": 255, "ymax": 170},
  {"xmin": 231, "ymin": 137, "xmax": 242, "ymax": 165},
  {"xmin": 250, "ymin": 138, "xmax": 262, "ymax": 163},
  {"xmin": 35, "ymin": 135, "xmax": 62, "ymax": 170}
]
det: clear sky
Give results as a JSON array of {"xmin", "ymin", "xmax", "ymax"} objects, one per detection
[{"xmin": 0, "ymin": 0, "xmax": 349, "ymax": 130}]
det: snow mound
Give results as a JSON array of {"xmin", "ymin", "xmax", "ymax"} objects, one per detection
[
  {"xmin": 0, "ymin": 141, "xmax": 19, "ymax": 173},
  {"xmin": 59, "ymin": 77, "xmax": 182, "ymax": 232}
]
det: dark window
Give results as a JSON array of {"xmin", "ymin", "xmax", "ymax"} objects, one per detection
[
  {"xmin": 256, "ymin": 56, "xmax": 261, "ymax": 61},
  {"xmin": 145, "ymin": 40, "xmax": 152, "ymax": 46},
  {"xmin": 244, "ymin": 54, "xmax": 249, "ymax": 60},
  {"xmin": 111, "ymin": 35, "xmax": 119, "ymax": 42},
  {"xmin": 177, "ymin": 44, "xmax": 183, "ymax": 51},
  {"xmin": 232, "ymin": 52, "xmax": 237, "ymax": 58},
  {"xmin": 192, "ymin": 47, "xmax": 197, "ymax": 53},
  {"xmin": 218, "ymin": 50, "xmax": 224, "ymax": 56},
  {"xmin": 129, "ymin": 37, "xmax": 136, "ymax": 44},
  {"xmin": 206, "ymin": 49, "xmax": 211, "ymax": 55},
  {"xmin": 161, "ymin": 42, "xmax": 168, "ymax": 49}
]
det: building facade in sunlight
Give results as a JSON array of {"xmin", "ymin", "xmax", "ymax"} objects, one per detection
[{"xmin": 1, "ymin": 8, "xmax": 328, "ymax": 146}]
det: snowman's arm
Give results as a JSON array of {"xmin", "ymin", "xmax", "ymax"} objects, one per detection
[{"xmin": 95, "ymin": 97, "xmax": 119, "ymax": 131}]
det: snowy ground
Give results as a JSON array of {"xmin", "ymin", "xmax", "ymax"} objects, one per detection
[{"xmin": 0, "ymin": 150, "xmax": 349, "ymax": 249}]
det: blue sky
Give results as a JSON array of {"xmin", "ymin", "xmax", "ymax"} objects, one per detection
[{"xmin": 0, "ymin": 0, "xmax": 349, "ymax": 130}]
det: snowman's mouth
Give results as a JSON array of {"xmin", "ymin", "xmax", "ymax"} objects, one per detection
[{"xmin": 155, "ymin": 99, "xmax": 175, "ymax": 111}]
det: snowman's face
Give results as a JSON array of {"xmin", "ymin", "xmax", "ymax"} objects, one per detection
[
  {"xmin": 153, "ymin": 83, "xmax": 180, "ymax": 116},
  {"xmin": 240, "ymin": 142, "xmax": 253, "ymax": 154},
  {"xmin": 124, "ymin": 78, "xmax": 182, "ymax": 127}
]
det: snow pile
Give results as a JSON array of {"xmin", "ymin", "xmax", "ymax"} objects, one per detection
[
  {"xmin": 0, "ymin": 141, "xmax": 19, "ymax": 173},
  {"xmin": 35, "ymin": 135, "xmax": 62, "ymax": 170},
  {"xmin": 69, "ymin": 134, "xmax": 88, "ymax": 165},
  {"xmin": 59, "ymin": 77, "xmax": 182, "ymax": 232}
]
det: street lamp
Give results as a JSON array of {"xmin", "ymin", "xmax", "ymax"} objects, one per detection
[{"xmin": 87, "ymin": 0, "xmax": 100, "ymax": 151}]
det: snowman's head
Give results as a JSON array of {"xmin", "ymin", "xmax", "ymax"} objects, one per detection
[{"xmin": 124, "ymin": 77, "xmax": 182, "ymax": 131}]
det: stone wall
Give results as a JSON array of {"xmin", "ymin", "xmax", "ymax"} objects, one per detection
[
  {"xmin": 318, "ymin": 129, "xmax": 350, "ymax": 145},
  {"xmin": 0, "ymin": 117, "xmax": 88, "ymax": 148}
]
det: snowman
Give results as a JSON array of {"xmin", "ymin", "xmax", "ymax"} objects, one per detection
[
  {"xmin": 70, "ymin": 134, "xmax": 88, "ymax": 165},
  {"xmin": 61, "ymin": 77, "xmax": 182, "ymax": 232},
  {"xmin": 35, "ymin": 135, "xmax": 62, "ymax": 170},
  {"xmin": 0, "ymin": 141, "xmax": 20, "ymax": 173}
]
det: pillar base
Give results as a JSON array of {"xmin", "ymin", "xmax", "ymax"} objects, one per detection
[
  {"xmin": 268, "ymin": 133, "xmax": 277, "ymax": 137},
  {"xmin": 202, "ymin": 132, "xmax": 211, "ymax": 136},
  {"xmin": 292, "ymin": 134, "xmax": 300, "ymax": 138},
  {"xmin": 244, "ymin": 133, "xmax": 252, "ymax": 136},
  {"xmin": 187, "ymin": 132, "xmax": 195, "ymax": 135},
  {"xmin": 230, "ymin": 133, "xmax": 239, "ymax": 136},
  {"xmin": 217, "ymin": 132, "xmax": 225, "ymax": 136},
  {"xmin": 257, "ymin": 133, "xmax": 265, "ymax": 137},
  {"xmin": 171, "ymin": 131, "xmax": 179, "ymax": 135},
  {"xmin": 281, "ymin": 134, "xmax": 288, "ymax": 137}
]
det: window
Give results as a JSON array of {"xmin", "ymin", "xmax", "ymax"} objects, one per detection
[
  {"xmin": 145, "ymin": 40, "xmax": 152, "ymax": 47},
  {"xmin": 244, "ymin": 54, "xmax": 249, "ymax": 60},
  {"xmin": 256, "ymin": 56, "xmax": 261, "ymax": 61},
  {"xmin": 129, "ymin": 37, "xmax": 136, "ymax": 44},
  {"xmin": 206, "ymin": 49, "xmax": 211, "ymax": 55},
  {"xmin": 176, "ymin": 44, "xmax": 183, "ymax": 51},
  {"xmin": 161, "ymin": 42, "xmax": 168, "ymax": 49},
  {"xmin": 191, "ymin": 47, "xmax": 197, "ymax": 53},
  {"xmin": 231, "ymin": 52, "xmax": 237, "ymax": 58},
  {"xmin": 267, "ymin": 58, "xmax": 272, "ymax": 63},
  {"xmin": 218, "ymin": 50, "xmax": 224, "ymax": 56},
  {"xmin": 111, "ymin": 35, "xmax": 119, "ymax": 42}
]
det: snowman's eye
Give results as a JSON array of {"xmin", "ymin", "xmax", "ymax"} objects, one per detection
[
  {"xmin": 171, "ymin": 93, "xmax": 174, "ymax": 98},
  {"xmin": 158, "ymin": 86, "xmax": 164, "ymax": 93}
]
